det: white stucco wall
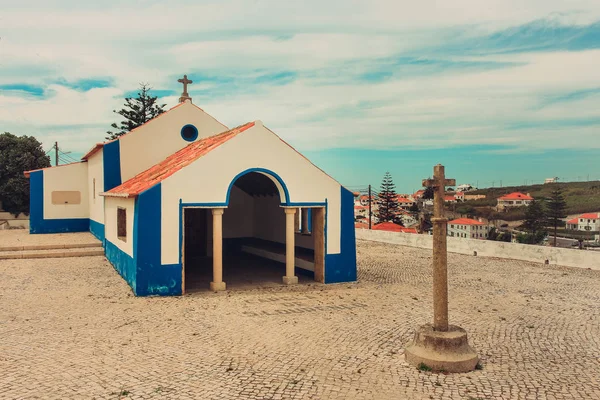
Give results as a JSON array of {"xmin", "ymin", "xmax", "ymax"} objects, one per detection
[
  {"xmin": 160, "ymin": 123, "xmax": 341, "ymax": 265},
  {"xmin": 43, "ymin": 162, "xmax": 89, "ymax": 220},
  {"xmin": 356, "ymin": 229, "xmax": 600, "ymax": 271},
  {"xmin": 119, "ymin": 102, "xmax": 227, "ymax": 182},
  {"xmin": 104, "ymin": 197, "xmax": 135, "ymax": 256},
  {"xmin": 87, "ymin": 150, "xmax": 105, "ymax": 224}
]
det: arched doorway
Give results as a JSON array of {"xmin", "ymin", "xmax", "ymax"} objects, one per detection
[{"xmin": 182, "ymin": 170, "xmax": 325, "ymax": 293}]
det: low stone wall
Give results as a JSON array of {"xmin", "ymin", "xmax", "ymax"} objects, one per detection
[
  {"xmin": 0, "ymin": 212, "xmax": 29, "ymax": 230},
  {"xmin": 356, "ymin": 229, "xmax": 600, "ymax": 271}
]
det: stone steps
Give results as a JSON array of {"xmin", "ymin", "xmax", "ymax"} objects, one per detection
[
  {"xmin": 0, "ymin": 242, "xmax": 102, "ymax": 252},
  {"xmin": 0, "ymin": 243, "xmax": 105, "ymax": 260}
]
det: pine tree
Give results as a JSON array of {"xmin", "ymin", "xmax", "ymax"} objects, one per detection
[
  {"xmin": 422, "ymin": 186, "xmax": 434, "ymax": 200},
  {"xmin": 521, "ymin": 199, "xmax": 547, "ymax": 244},
  {"xmin": 546, "ymin": 187, "xmax": 567, "ymax": 247},
  {"xmin": 376, "ymin": 172, "xmax": 399, "ymax": 223},
  {"xmin": 106, "ymin": 83, "xmax": 166, "ymax": 140}
]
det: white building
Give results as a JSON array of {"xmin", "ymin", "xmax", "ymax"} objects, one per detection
[
  {"xmin": 497, "ymin": 192, "xmax": 533, "ymax": 210},
  {"xmin": 447, "ymin": 218, "xmax": 490, "ymax": 239},
  {"xmin": 397, "ymin": 196, "xmax": 415, "ymax": 210},
  {"xmin": 25, "ymin": 78, "xmax": 357, "ymax": 296},
  {"xmin": 566, "ymin": 213, "xmax": 600, "ymax": 232}
]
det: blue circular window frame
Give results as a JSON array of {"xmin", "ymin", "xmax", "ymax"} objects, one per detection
[{"xmin": 181, "ymin": 124, "xmax": 199, "ymax": 142}]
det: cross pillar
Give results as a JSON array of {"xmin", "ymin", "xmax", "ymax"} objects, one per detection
[
  {"xmin": 283, "ymin": 208, "xmax": 298, "ymax": 285},
  {"xmin": 178, "ymin": 74, "xmax": 193, "ymax": 103},
  {"xmin": 210, "ymin": 208, "xmax": 226, "ymax": 292},
  {"xmin": 405, "ymin": 164, "xmax": 478, "ymax": 372}
]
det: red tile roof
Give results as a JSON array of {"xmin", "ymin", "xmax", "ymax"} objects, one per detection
[
  {"xmin": 567, "ymin": 218, "xmax": 579, "ymax": 224},
  {"xmin": 102, "ymin": 122, "xmax": 255, "ymax": 198},
  {"xmin": 498, "ymin": 192, "xmax": 533, "ymax": 200},
  {"xmin": 579, "ymin": 213, "xmax": 600, "ymax": 219},
  {"xmin": 444, "ymin": 195, "xmax": 456, "ymax": 201},
  {"xmin": 397, "ymin": 196, "xmax": 413, "ymax": 203},
  {"xmin": 372, "ymin": 222, "xmax": 417, "ymax": 233},
  {"xmin": 448, "ymin": 218, "xmax": 484, "ymax": 226},
  {"xmin": 354, "ymin": 205, "xmax": 369, "ymax": 210}
]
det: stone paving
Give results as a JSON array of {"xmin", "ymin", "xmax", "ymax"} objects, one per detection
[{"xmin": 1, "ymin": 235, "xmax": 599, "ymax": 399}]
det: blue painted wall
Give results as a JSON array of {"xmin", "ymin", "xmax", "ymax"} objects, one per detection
[
  {"xmin": 134, "ymin": 184, "xmax": 182, "ymax": 296},
  {"xmin": 90, "ymin": 220, "xmax": 105, "ymax": 244},
  {"xmin": 29, "ymin": 170, "xmax": 90, "ymax": 234},
  {"xmin": 324, "ymin": 186, "xmax": 357, "ymax": 283},
  {"xmin": 105, "ymin": 239, "xmax": 136, "ymax": 293},
  {"xmin": 103, "ymin": 140, "xmax": 122, "ymax": 191}
]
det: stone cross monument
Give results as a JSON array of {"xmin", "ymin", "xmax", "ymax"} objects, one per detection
[
  {"xmin": 178, "ymin": 74, "xmax": 193, "ymax": 103},
  {"xmin": 405, "ymin": 164, "xmax": 478, "ymax": 373},
  {"xmin": 423, "ymin": 164, "xmax": 454, "ymax": 331}
]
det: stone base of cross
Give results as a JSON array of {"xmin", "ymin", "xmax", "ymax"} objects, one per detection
[{"xmin": 404, "ymin": 164, "xmax": 478, "ymax": 373}]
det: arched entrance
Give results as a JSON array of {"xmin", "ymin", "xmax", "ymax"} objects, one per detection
[{"xmin": 182, "ymin": 170, "xmax": 325, "ymax": 293}]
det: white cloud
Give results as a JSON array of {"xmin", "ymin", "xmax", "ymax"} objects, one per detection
[{"xmin": 1, "ymin": 1, "xmax": 600, "ymax": 154}]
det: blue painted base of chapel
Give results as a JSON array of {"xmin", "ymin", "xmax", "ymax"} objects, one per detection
[
  {"xmin": 324, "ymin": 187, "xmax": 357, "ymax": 284},
  {"xmin": 89, "ymin": 220, "xmax": 105, "ymax": 244}
]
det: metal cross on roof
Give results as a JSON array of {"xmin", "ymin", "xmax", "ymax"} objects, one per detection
[{"xmin": 178, "ymin": 74, "xmax": 193, "ymax": 103}]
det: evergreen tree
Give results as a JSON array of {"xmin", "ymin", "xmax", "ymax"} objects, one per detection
[
  {"xmin": 521, "ymin": 199, "xmax": 547, "ymax": 244},
  {"xmin": 106, "ymin": 83, "xmax": 166, "ymax": 140},
  {"xmin": 376, "ymin": 172, "xmax": 399, "ymax": 222},
  {"xmin": 546, "ymin": 187, "xmax": 567, "ymax": 246},
  {"xmin": 422, "ymin": 186, "xmax": 434, "ymax": 200},
  {"xmin": 0, "ymin": 133, "xmax": 51, "ymax": 216}
]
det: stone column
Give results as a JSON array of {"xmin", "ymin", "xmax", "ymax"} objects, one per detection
[
  {"xmin": 210, "ymin": 208, "xmax": 226, "ymax": 291},
  {"xmin": 301, "ymin": 208, "xmax": 310, "ymax": 234},
  {"xmin": 283, "ymin": 208, "xmax": 298, "ymax": 285},
  {"xmin": 432, "ymin": 165, "xmax": 449, "ymax": 332}
]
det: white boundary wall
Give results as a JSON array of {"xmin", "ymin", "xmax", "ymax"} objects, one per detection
[{"xmin": 356, "ymin": 229, "xmax": 600, "ymax": 271}]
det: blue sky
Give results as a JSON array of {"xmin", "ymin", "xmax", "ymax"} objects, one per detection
[{"xmin": 1, "ymin": 1, "xmax": 600, "ymax": 192}]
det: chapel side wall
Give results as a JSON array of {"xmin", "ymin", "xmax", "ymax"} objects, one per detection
[
  {"xmin": 119, "ymin": 102, "xmax": 227, "ymax": 182},
  {"xmin": 356, "ymin": 229, "xmax": 600, "ymax": 271},
  {"xmin": 43, "ymin": 162, "xmax": 89, "ymax": 220},
  {"xmin": 160, "ymin": 124, "xmax": 341, "ymax": 265},
  {"xmin": 87, "ymin": 150, "xmax": 105, "ymax": 237},
  {"xmin": 104, "ymin": 197, "xmax": 135, "ymax": 257}
]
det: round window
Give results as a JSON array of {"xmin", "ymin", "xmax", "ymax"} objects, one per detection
[{"xmin": 181, "ymin": 124, "xmax": 198, "ymax": 142}]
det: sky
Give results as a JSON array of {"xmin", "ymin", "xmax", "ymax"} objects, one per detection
[{"xmin": 1, "ymin": 0, "xmax": 600, "ymax": 193}]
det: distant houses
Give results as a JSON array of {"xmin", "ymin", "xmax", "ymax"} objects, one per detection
[
  {"xmin": 447, "ymin": 218, "xmax": 490, "ymax": 239},
  {"xmin": 566, "ymin": 213, "xmax": 600, "ymax": 232},
  {"xmin": 496, "ymin": 192, "xmax": 533, "ymax": 211},
  {"xmin": 371, "ymin": 222, "xmax": 418, "ymax": 234}
]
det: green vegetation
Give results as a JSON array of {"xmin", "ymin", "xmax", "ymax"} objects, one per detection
[
  {"xmin": 0, "ymin": 133, "xmax": 51, "ymax": 216},
  {"xmin": 467, "ymin": 181, "xmax": 600, "ymax": 215},
  {"xmin": 417, "ymin": 362, "xmax": 432, "ymax": 372},
  {"xmin": 546, "ymin": 188, "xmax": 568, "ymax": 246},
  {"xmin": 106, "ymin": 83, "xmax": 166, "ymax": 140},
  {"xmin": 376, "ymin": 171, "xmax": 399, "ymax": 222}
]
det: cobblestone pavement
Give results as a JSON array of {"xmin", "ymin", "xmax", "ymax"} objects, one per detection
[{"xmin": 1, "ymin": 237, "xmax": 599, "ymax": 399}]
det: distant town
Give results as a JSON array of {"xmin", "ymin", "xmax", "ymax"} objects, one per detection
[{"xmin": 354, "ymin": 175, "xmax": 600, "ymax": 250}]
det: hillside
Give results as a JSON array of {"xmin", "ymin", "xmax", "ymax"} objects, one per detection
[{"xmin": 458, "ymin": 181, "xmax": 600, "ymax": 219}]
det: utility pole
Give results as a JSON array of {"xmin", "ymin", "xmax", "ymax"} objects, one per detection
[
  {"xmin": 54, "ymin": 142, "xmax": 59, "ymax": 166},
  {"xmin": 368, "ymin": 185, "xmax": 372, "ymax": 229}
]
